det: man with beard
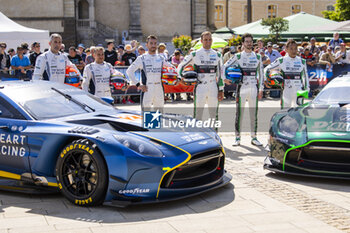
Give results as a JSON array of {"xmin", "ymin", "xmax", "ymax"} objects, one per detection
[
  {"xmin": 33, "ymin": 34, "xmax": 76, "ymax": 83},
  {"xmin": 223, "ymin": 33, "xmax": 264, "ymax": 146},
  {"xmin": 264, "ymin": 39, "xmax": 309, "ymax": 109},
  {"xmin": 126, "ymin": 35, "xmax": 170, "ymax": 112}
]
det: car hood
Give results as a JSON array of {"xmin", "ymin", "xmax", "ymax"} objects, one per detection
[
  {"xmin": 303, "ymin": 104, "xmax": 350, "ymax": 140},
  {"xmin": 55, "ymin": 109, "xmax": 215, "ymax": 146}
]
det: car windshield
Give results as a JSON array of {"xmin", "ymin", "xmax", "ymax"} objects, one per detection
[
  {"xmin": 6, "ymin": 87, "xmax": 113, "ymax": 120},
  {"xmin": 313, "ymin": 86, "xmax": 350, "ymax": 105}
]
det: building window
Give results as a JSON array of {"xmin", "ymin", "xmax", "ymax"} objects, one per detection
[
  {"xmin": 327, "ymin": 5, "xmax": 335, "ymax": 11},
  {"xmin": 268, "ymin": 5, "xmax": 277, "ymax": 18},
  {"xmin": 78, "ymin": 0, "xmax": 89, "ymax": 19},
  {"xmin": 215, "ymin": 5, "xmax": 224, "ymax": 21},
  {"xmin": 292, "ymin": 5, "xmax": 301, "ymax": 14}
]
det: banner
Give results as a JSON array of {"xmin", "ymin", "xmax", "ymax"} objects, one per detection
[{"xmin": 307, "ymin": 64, "xmax": 350, "ymax": 91}]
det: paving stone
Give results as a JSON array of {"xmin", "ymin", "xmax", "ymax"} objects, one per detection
[{"xmin": 91, "ymin": 222, "xmax": 177, "ymax": 233}]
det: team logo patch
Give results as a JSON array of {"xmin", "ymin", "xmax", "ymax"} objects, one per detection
[{"xmin": 143, "ymin": 110, "xmax": 162, "ymax": 129}]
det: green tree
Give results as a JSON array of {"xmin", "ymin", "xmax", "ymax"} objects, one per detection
[
  {"xmin": 228, "ymin": 35, "xmax": 242, "ymax": 46},
  {"xmin": 322, "ymin": 0, "xmax": 350, "ymax": 21},
  {"xmin": 261, "ymin": 17, "xmax": 289, "ymax": 43},
  {"xmin": 172, "ymin": 35, "xmax": 192, "ymax": 55}
]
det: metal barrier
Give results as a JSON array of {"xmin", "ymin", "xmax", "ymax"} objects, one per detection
[{"xmin": 2, "ymin": 64, "xmax": 350, "ymax": 98}]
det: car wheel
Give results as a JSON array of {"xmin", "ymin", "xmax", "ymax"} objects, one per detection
[{"xmin": 56, "ymin": 139, "xmax": 108, "ymax": 206}]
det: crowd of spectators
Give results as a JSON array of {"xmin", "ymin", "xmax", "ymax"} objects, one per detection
[
  {"xmin": 1, "ymin": 31, "xmax": 349, "ymax": 102},
  {"xmin": 231, "ymin": 32, "xmax": 350, "ymax": 70}
]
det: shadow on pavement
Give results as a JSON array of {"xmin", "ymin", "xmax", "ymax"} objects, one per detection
[
  {"xmin": 265, "ymin": 171, "xmax": 350, "ymax": 193},
  {"xmin": 224, "ymin": 144, "xmax": 266, "ymax": 161},
  {"xmin": 0, "ymin": 183, "xmax": 235, "ymax": 223}
]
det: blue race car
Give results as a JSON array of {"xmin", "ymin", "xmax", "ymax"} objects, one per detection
[{"xmin": 0, "ymin": 81, "xmax": 231, "ymax": 206}]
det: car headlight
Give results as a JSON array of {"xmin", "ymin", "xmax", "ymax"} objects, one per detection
[
  {"xmin": 278, "ymin": 116, "xmax": 299, "ymax": 138},
  {"xmin": 113, "ymin": 135, "xmax": 164, "ymax": 157}
]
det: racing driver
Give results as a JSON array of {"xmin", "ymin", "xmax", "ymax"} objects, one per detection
[
  {"xmin": 82, "ymin": 46, "xmax": 114, "ymax": 98},
  {"xmin": 264, "ymin": 39, "xmax": 309, "ymax": 109},
  {"xmin": 126, "ymin": 35, "xmax": 170, "ymax": 112},
  {"xmin": 177, "ymin": 31, "xmax": 224, "ymax": 121},
  {"xmin": 33, "ymin": 34, "xmax": 77, "ymax": 82},
  {"xmin": 222, "ymin": 33, "xmax": 264, "ymax": 146}
]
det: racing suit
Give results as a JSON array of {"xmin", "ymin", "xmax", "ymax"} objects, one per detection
[
  {"xmin": 264, "ymin": 55, "xmax": 309, "ymax": 109},
  {"xmin": 178, "ymin": 48, "xmax": 224, "ymax": 120},
  {"xmin": 32, "ymin": 50, "xmax": 75, "ymax": 82},
  {"xmin": 222, "ymin": 51, "xmax": 264, "ymax": 138},
  {"xmin": 126, "ymin": 53, "xmax": 167, "ymax": 111},
  {"xmin": 82, "ymin": 61, "xmax": 114, "ymax": 98}
]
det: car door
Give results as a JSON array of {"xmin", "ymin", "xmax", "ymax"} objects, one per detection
[{"xmin": 0, "ymin": 96, "xmax": 30, "ymax": 176}]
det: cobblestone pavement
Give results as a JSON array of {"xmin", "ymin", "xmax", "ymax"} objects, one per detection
[{"xmin": 0, "ymin": 100, "xmax": 349, "ymax": 232}]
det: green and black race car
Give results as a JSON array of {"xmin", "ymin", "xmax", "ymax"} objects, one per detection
[{"xmin": 265, "ymin": 74, "xmax": 350, "ymax": 178}]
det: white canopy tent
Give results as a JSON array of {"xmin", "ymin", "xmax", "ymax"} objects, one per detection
[{"xmin": 0, "ymin": 11, "xmax": 49, "ymax": 50}]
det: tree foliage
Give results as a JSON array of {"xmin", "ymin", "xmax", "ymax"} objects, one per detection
[
  {"xmin": 261, "ymin": 17, "xmax": 289, "ymax": 43},
  {"xmin": 228, "ymin": 35, "xmax": 242, "ymax": 46},
  {"xmin": 172, "ymin": 35, "xmax": 192, "ymax": 55},
  {"xmin": 322, "ymin": 0, "xmax": 350, "ymax": 21}
]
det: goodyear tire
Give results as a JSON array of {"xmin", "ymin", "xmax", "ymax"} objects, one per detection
[{"xmin": 56, "ymin": 139, "xmax": 108, "ymax": 206}]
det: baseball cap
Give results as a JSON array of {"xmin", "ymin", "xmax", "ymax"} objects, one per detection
[
  {"xmin": 21, "ymin": 43, "xmax": 28, "ymax": 50},
  {"xmin": 118, "ymin": 45, "xmax": 124, "ymax": 50},
  {"xmin": 125, "ymin": 44, "xmax": 132, "ymax": 52},
  {"xmin": 78, "ymin": 43, "xmax": 85, "ymax": 49},
  {"xmin": 272, "ymin": 44, "xmax": 279, "ymax": 49},
  {"xmin": 32, "ymin": 42, "xmax": 40, "ymax": 47},
  {"xmin": 267, "ymin": 42, "xmax": 272, "ymax": 47},
  {"xmin": 310, "ymin": 37, "xmax": 316, "ymax": 41},
  {"xmin": 340, "ymin": 42, "xmax": 346, "ymax": 46},
  {"xmin": 158, "ymin": 43, "xmax": 166, "ymax": 48}
]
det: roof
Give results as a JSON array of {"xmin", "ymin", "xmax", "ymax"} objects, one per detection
[
  {"xmin": 0, "ymin": 11, "xmax": 47, "ymax": 33},
  {"xmin": 0, "ymin": 11, "xmax": 49, "ymax": 49},
  {"xmin": 233, "ymin": 12, "xmax": 350, "ymax": 39},
  {"xmin": 311, "ymin": 20, "xmax": 350, "ymax": 32}
]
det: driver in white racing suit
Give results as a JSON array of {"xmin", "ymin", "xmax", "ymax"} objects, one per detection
[
  {"xmin": 264, "ymin": 39, "xmax": 309, "ymax": 109},
  {"xmin": 126, "ymin": 35, "xmax": 170, "ymax": 112},
  {"xmin": 82, "ymin": 46, "xmax": 114, "ymax": 98},
  {"xmin": 33, "ymin": 34, "xmax": 77, "ymax": 82},
  {"xmin": 177, "ymin": 31, "xmax": 224, "ymax": 121},
  {"xmin": 222, "ymin": 33, "xmax": 264, "ymax": 146}
]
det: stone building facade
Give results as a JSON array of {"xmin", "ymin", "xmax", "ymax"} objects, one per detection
[
  {"xmin": 0, "ymin": 0, "xmax": 216, "ymax": 47},
  {"xmin": 214, "ymin": 0, "xmax": 337, "ymax": 29}
]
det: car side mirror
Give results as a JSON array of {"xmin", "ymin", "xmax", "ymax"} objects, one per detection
[
  {"xmin": 296, "ymin": 90, "xmax": 309, "ymax": 106},
  {"xmin": 101, "ymin": 97, "xmax": 114, "ymax": 105}
]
